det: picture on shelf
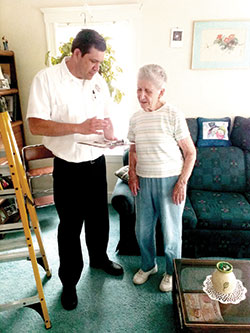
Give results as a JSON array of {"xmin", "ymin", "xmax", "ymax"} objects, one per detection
[
  {"xmin": 0, "ymin": 95, "xmax": 17, "ymax": 120},
  {"xmin": 0, "ymin": 78, "xmax": 10, "ymax": 89},
  {"xmin": 0, "ymin": 207, "xmax": 8, "ymax": 224},
  {"xmin": 5, "ymin": 95, "xmax": 14, "ymax": 120},
  {"xmin": 0, "ymin": 63, "xmax": 11, "ymax": 84},
  {"xmin": 0, "ymin": 96, "xmax": 8, "ymax": 112}
]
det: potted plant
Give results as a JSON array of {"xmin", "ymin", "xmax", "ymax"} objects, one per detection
[{"xmin": 45, "ymin": 37, "xmax": 124, "ymax": 104}]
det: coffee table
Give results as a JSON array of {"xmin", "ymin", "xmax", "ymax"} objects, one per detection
[{"xmin": 173, "ymin": 258, "xmax": 250, "ymax": 332}]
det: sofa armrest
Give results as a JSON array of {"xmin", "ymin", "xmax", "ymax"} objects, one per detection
[
  {"xmin": 111, "ymin": 178, "xmax": 135, "ymax": 215},
  {"xmin": 244, "ymin": 192, "xmax": 250, "ymax": 204}
]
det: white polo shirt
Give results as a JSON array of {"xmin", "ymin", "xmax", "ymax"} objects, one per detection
[{"xmin": 27, "ymin": 57, "xmax": 111, "ymax": 162}]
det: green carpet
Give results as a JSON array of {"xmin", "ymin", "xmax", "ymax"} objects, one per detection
[{"xmin": 0, "ymin": 205, "xmax": 176, "ymax": 333}]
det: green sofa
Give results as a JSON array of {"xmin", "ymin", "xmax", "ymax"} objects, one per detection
[{"xmin": 111, "ymin": 116, "xmax": 250, "ymax": 258}]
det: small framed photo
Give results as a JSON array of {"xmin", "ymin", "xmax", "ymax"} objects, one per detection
[
  {"xmin": 170, "ymin": 28, "xmax": 183, "ymax": 48},
  {"xmin": 0, "ymin": 96, "xmax": 8, "ymax": 112},
  {"xmin": 0, "ymin": 63, "xmax": 11, "ymax": 84},
  {"xmin": 0, "ymin": 78, "xmax": 10, "ymax": 89},
  {"xmin": 0, "ymin": 207, "xmax": 9, "ymax": 224},
  {"xmin": 5, "ymin": 95, "xmax": 14, "ymax": 119}
]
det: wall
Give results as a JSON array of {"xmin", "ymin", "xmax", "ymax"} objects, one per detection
[
  {"xmin": 1, "ymin": 0, "xmax": 250, "ymax": 200},
  {"xmin": 139, "ymin": 0, "xmax": 250, "ymax": 118}
]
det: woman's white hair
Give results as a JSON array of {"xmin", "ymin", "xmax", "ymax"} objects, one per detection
[{"xmin": 138, "ymin": 64, "xmax": 167, "ymax": 90}]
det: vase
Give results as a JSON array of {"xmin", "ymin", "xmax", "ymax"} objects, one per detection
[{"xmin": 211, "ymin": 261, "xmax": 237, "ymax": 294}]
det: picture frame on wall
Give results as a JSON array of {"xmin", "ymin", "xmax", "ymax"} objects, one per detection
[
  {"xmin": 170, "ymin": 28, "xmax": 183, "ymax": 48},
  {"xmin": 191, "ymin": 20, "xmax": 250, "ymax": 69}
]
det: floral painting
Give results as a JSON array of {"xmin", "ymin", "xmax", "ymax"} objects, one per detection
[
  {"xmin": 191, "ymin": 21, "xmax": 250, "ymax": 69},
  {"xmin": 214, "ymin": 34, "xmax": 238, "ymax": 52}
]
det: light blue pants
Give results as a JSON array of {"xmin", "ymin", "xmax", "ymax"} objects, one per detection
[{"xmin": 135, "ymin": 176, "xmax": 185, "ymax": 275}]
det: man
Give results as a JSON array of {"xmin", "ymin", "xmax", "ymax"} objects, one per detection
[{"xmin": 27, "ymin": 29, "xmax": 123, "ymax": 311}]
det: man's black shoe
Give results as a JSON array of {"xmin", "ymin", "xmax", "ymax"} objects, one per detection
[
  {"xmin": 90, "ymin": 260, "xmax": 124, "ymax": 276},
  {"xmin": 61, "ymin": 287, "xmax": 78, "ymax": 311}
]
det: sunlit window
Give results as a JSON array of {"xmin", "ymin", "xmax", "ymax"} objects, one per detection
[
  {"xmin": 55, "ymin": 21, "xmax": 136, "ymax": 139},
  {"xmin": 41, "ymin": 5, "xmax": 141, "ymax": 142}
]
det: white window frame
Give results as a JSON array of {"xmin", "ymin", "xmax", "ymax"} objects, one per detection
[{"xmin": 41, "ymin": 4, "xmax": 142, "ymax": 57}]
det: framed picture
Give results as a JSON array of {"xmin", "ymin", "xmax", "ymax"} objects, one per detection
[
  {"xmin": 191, "ymin": 20, "xmax": 250, "ymax": 69},
  {"xmin": 0, "ymin": 78, "xmax": 10, "ymax": 89},
  {"xmin": 0, "ymin": 63, "xmax": 11, "ymax": 84},
  {"xmin": 0, "ymin": 96, "xmax": 8, "ymax": 112},
  {"xmin": 5, "ymin": 95, "xmax": 14, "ymax": 119},
  {"xmin": 0, "ymin": 207, "xmax": 9, "ymax": 225},
  {"xmin": 170, "ymin": 28, "xmax": 183, "ymax": 48}
]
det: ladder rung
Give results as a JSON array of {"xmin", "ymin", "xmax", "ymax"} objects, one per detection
[
  {"xmin": 0, "ymin": 188, "xmax": 16, "ymax": 198},
  {"xmin": 0, "ymin": 295, "xmax": 40, "ymax": 312},
  {"xmin": 0, "ymin": 222, "xmax": 23, "ymax": 233},
  {"xmin": 0, "ymin": 151, "xmax": 7, "ymax": 158},
  {"xmin": 0, "ymin": 236, "xmax": 28, "ymax": 251},
  {"xmin": 0, "ymin": 164, "xmax": 10, "ymax": 176},
  {"xmin": 0, "ymin": 249, "xmax": 41, "ymax": 263}
]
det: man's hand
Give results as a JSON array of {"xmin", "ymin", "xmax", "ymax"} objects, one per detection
[{"xmin": 77, "ymin": 117, "xmax": 109, "ymax": 135}]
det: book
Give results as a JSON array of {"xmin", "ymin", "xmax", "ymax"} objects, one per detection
[{"xmin": 183, "ymin": 293, "xmax": 224, "ymax": 323}]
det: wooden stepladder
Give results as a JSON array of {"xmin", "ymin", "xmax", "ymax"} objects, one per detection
[{"xmin": 0, "ymin": 110, "xmax": 52, "ymax": 329}]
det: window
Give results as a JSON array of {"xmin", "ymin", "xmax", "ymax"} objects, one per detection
[{"xmin": 41, "ymin": 4, "xmax": 141, "ymax": 140}]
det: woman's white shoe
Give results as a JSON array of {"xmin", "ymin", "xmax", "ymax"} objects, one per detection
[
  {"xmin": 159, "ymin": 273, "xmax": 172, "ymax": 292},
  {"xmin": 133, "ymin": 265, "xmax": 158, "ymax": 285}
]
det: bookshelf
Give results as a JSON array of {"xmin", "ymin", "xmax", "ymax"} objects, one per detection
[{"xmin": 0, "ymin": 50, "xmax": 25, "ymax": 154}]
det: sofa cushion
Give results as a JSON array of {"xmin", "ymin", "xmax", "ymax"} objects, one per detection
[
  {"xmin": 183, "ymin": 229, "xmax": 250, "ymax": 258},
  {"xmin": 183, "ymin": 195, "xmax": 198, "ymax": 229},
  {"xmin": 230, "ymin": 116, "xmax": 250, "ymax": 151},
  {"xmin": 197, "ymin": 117, "xmax": 232, "ymax": 147},
  {"xmin": 186, "ymin": 118, "xmax": 198, "ymax": 145},
  {"xmin": 115, "ymin": 165, "xmax": 129, "ymax": 184},
  {"xmin": 189, "ymin": 190, "xmax": 250, "ymax": 231},
  {"xmin": 188, "ymin": 146, "xmax": 246, "ymax": 192},
  {"xmin": 245, "ymin": 151, "xmax": 250, "ymax": 192}
]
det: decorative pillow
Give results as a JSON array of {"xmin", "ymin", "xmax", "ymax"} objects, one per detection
[
  {"xmin": 114, "ymin": 165, "xmax": 129, "ymax": 184},
  {"xmin": 197, "ymin": 117, "xmax": 232, "ymax": 147},
  {"xmin": 230, "ymin": 116, "xmax": 250, "ymax": 152}
]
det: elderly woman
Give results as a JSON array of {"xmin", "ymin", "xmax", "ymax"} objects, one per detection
[{"xmin": 128, "ymin": 64, "xmax": 196, "ymax": 292}]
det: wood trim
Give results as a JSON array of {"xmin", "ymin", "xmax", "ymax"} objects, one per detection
[
  {"xmin": 0, "ymin": 89, "xmax": 18, "ymax": 96},
  {"xmin": 11, "ymin": 120, "xmax": 23, "ymax": 128},
  {"xmin": 0, "ymin": 50, "xmax": 14, "ymax": 56}
]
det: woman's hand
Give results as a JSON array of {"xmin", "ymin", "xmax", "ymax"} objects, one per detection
[
  {"xmin": 128, "ymin": 143, "xmax": 139, "ymax": 195},
  {"xmin": 172, "ymin": 180, "xmax": 186, "ymax": 205},
  {"xmin": 128, "ymin": 170, "xmax": 140, "ymax": 196}
]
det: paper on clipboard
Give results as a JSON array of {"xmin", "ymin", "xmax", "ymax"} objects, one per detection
[{"xmin": 77, "ymin": 137, "xmax": 130, "ymax": 148}]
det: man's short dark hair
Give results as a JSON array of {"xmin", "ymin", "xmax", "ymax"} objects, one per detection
[{"xmin": 71, "ymin": 29, "xmax": 106, "ymax": 56}]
